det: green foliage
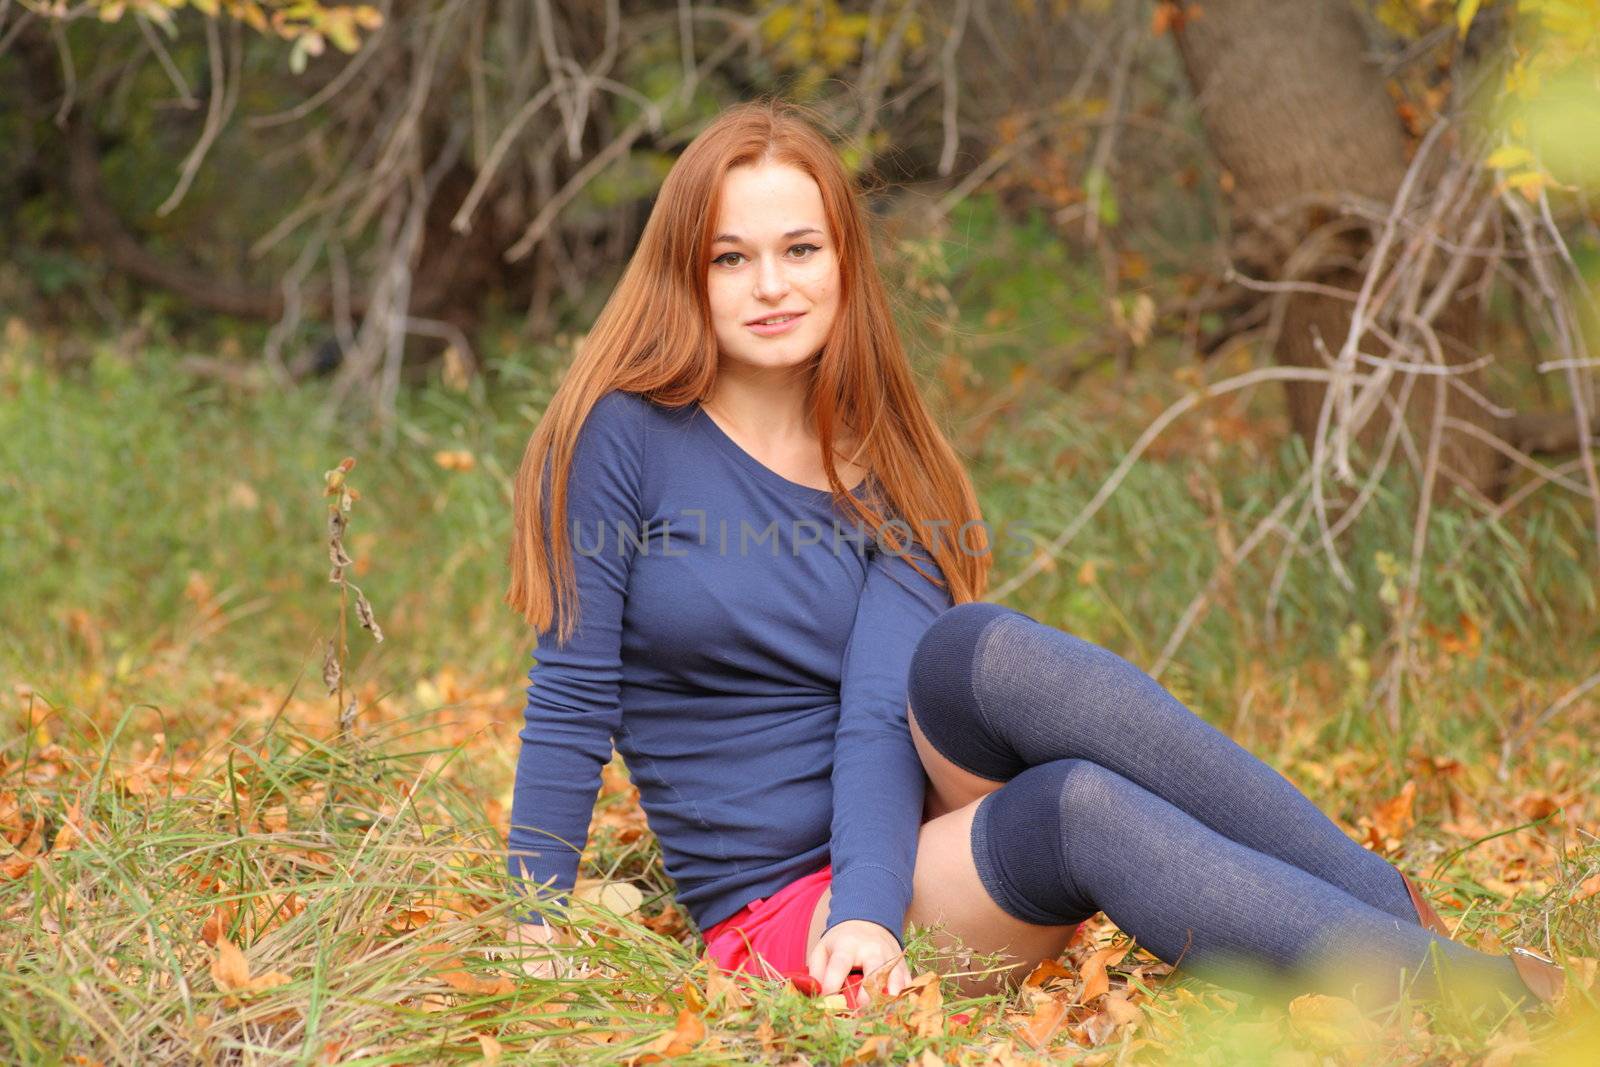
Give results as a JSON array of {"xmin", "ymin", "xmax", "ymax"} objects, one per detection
[{"xmin": 932, "ymin": 194, "xmax": 1106, "ymax": 374}]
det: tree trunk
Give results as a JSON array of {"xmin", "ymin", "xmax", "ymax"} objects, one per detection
[{"xmin": 1172, "ymin": 0, "xmax": 1508, "ymax": 501}]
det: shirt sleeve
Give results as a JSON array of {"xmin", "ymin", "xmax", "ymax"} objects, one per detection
[
  {"xmin": 507, "ymin": 390, "xmax": 645, "ymax": 925},
  {"xmin": 825, "ymin": 537, "xmax": 955, "ymax": 946}
]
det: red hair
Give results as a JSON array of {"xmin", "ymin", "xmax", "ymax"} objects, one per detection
[{"xmin": 506, "ymin": 96, "xmax": 990, "ymax": 641}]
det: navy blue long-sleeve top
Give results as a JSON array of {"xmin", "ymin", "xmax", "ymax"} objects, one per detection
[{"xmin": 507, "ymin": 388, "xmax": 954, "ymax": 946}]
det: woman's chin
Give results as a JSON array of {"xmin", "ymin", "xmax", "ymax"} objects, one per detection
[{"xmin": 721, "ymin": 340, "xmax": 823, "ymax": 373}]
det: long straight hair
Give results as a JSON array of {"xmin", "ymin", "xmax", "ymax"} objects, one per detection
[{"xmin": 506, "ymin": 97, "xmax": 990, "ymax": 642}]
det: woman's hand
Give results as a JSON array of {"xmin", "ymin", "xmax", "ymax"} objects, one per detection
[
  {"xmin": 508, "ymin": 919, "xmax": 568, "ymax": 980},
  {"xmin": 808, "ymin": 919, "xmax": 911, "ymax": 1001}
]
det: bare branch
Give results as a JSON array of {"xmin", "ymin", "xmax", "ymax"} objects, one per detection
[
  {"xmin": 991, "ymin": 364, "xmax": 1373, "ymax": 601},
  {"xmin": 936, "ymin": 0, "xmax": 969, "ymax": 177},
  {"xmin": 156, "ymin": 14, "xmax": 229, "ymax": 216}
]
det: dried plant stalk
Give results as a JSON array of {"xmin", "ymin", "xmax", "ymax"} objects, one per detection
[{"xmin": 321, "ymin": 457, "xmax": 383, "ymax": 740}]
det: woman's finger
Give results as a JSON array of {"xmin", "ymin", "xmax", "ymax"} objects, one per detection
[
  {"xmin": 808, "ymin": 941, "xmax": 828, "ymax": 987},
  {"xmin": 823, "ymin": 942, "xmax": 866, "ymax": 996},
  {"xmin": 889, "ymin": 960, "xmax": 911, "ymax": 997}
]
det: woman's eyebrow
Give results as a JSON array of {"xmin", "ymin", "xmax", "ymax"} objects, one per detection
[{"xmin": 711, "ymin": 227, "xmax": 823, "ymax": 246}]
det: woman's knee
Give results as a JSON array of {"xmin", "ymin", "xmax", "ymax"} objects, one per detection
[
  {"xmin": 908, "ymin": 601, "xmax": 1028, "ymax": 780},
  {"xmin": 913, "ymin": 601, "xmax": 1016, "ymax": 667},
  {"xmin": 1050, "ymin": 758, "xmax": 1132, "ymax": 829},
  {"xmin": 971, "ymin": 758, "xmax": 1105, "ymax": 925}
]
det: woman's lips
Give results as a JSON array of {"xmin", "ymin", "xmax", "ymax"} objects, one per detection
[{"xmin": 746, "ymin": 311, "xmax": 805, "ymax": 336}]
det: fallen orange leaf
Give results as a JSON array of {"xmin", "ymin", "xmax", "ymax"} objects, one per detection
[
  {"xmin": 1024, "ymin": 957, "xmax": 1075, "ymax": 987},
  {"xmin": 210, "ymin": 934, "xmax": 292, "ymax": 1007},
  {"xmin": 1080, "ymin": 941, "xmax": 1133, "ymax": 1002},
  {"xmin": 902, "ymin": 973, "xmax": 945, "ymax": 1037},
  {"xmin": 1103, "ymin": 990, "xmax": 1142, "ymax": 1026},
  {"xmin": 678, "ymin": 976, "xmax": 706, "ymax": 1013},
  {"xmin": 1015, "ymin": 991, "xmax": 1071, "ymax": 1050},
  {"xmin": 441, "ymin": 968, "xmax": 514, "ymax": 997},
  {"xmin": 702, "ymin": 958, "xmax": 751, "ymax": 1010},
  {"xmin": 842, "ymin": 1033, "xmax": 896, "ymax": 1066},
  {"xmin": 0, "ymin": 813, "xmax": 43, "ymax": 881},
  {"xmin": 211, "ymin": 935, "xmax": 251, "ymax": 991},
  {"xmin": 1370, "ymin": 780, "xmax": 1417, "ymax": 843},
  {"xmin": 627, "ymin": 1007, "xmax": 706, "ymax": 1064},
  {"xmin": 201, "ymin": 903, "xmax": 233, "ymax": 947}
]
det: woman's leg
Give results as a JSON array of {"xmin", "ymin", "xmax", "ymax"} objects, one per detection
[
  {"xmin": 969, "ymin": 757, "xmax": 1531, "ymax": 1010},
  {"xmin": 908, "ymin": 602, "xmax": 1419, "ymax": 925}
]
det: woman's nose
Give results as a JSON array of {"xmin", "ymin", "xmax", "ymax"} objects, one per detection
[{"xmin": 753, "ymin": 255, "xmax": 790, "ymax": 300}]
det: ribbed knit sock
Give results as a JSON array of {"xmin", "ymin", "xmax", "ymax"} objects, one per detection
[{"xmin": 971, "ymin": 757, "xmax": 1533, "ymax": 1011}]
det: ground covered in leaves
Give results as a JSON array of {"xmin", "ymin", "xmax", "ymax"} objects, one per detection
[{"xmin": 5, "ymin": 638, "xmax": 1598, "ymax": 1063}]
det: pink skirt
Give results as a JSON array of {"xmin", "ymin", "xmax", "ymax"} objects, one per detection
[{"xmin": 701, "ymin": 862, "xmax": 868, "ymax": 1007}]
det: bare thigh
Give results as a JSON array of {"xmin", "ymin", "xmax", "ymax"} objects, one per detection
[{"xmin": 805, "ymin": 705, "xmax": 1082, "ymax": 997}]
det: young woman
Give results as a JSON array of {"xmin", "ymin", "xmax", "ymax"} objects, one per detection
[{"xmin": 503, "ymin": 98, "xmax": 1564, "ymax": 1014}]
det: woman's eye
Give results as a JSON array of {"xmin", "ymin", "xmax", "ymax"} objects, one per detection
[{"xmin": 714, "ymin": 245, "xmax": 818, "ymax": 267}]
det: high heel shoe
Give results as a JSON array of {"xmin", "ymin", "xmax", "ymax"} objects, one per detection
[
  {"xmin": 1509, "ymin": 947, "xmax": 1566, "ymax": 1007},
  {"xmin": 1397, "ymin": 869, "xmax": 1452, "ymax": 938}
]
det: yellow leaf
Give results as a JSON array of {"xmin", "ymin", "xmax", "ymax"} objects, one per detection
[
  {"xmin": 1288, "ymin": 993, "xmax": 1379, "ymax": 1052},
  {"xmin": 1505, "ymin": 169, "xmax": 1549, "ymax": 202},
  {"xmin": 237, "ymin": 2, "xmax": 268, "ymax": 33},
  {"xmin": 1456, "ymin": 0, "xmax": 1481, "ymax": 38},
  {"xmin": 1485, "ymin": 144, "xmax": 1534, "ymax": 170},
  {"xmin": 323, "ymin": 9, "xmax": 361, "ymax": 54},
  {"xmin": 573, "ymin": 878, "xmax": 644, "ymax": 918}
]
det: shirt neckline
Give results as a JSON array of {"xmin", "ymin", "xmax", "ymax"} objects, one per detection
[{"xmin": 692, "ymin": 401, "xmax": 870, "ymax": 500}]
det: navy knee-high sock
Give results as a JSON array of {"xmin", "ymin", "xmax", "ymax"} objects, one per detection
[
  {"xmin": 972, "ymin": 758, "xmax": 1532, "ymax": 1010},
  {"xmin": 909, "ymin": 602, "xmax": 1421, "ymax": 927}
]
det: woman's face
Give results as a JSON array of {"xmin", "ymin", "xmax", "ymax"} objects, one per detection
[{"xmin": 706, "ymin": 160, "xmax": 840, "ymax": 377}]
